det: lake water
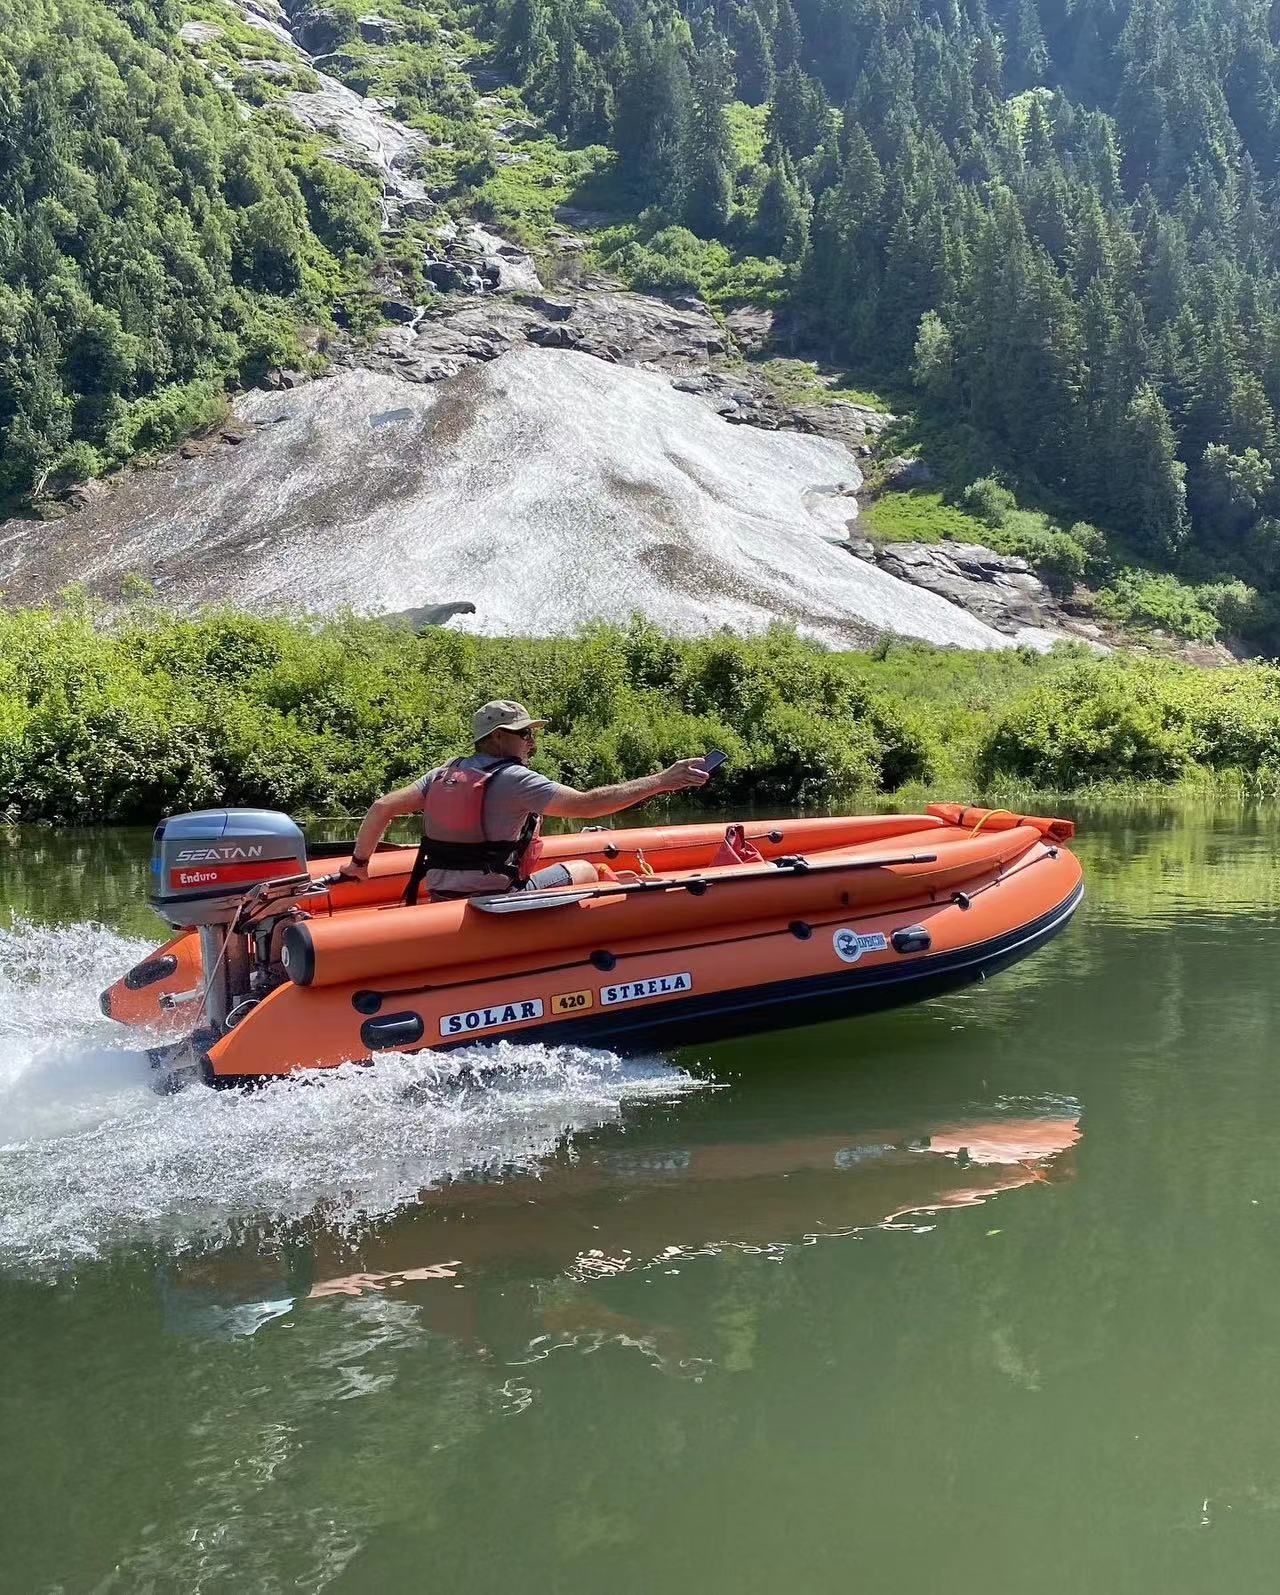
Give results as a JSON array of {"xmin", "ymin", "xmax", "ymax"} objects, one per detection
[{"xmin": 2, "ymin": 807, "xmax": 1278, "ymax": 1593}]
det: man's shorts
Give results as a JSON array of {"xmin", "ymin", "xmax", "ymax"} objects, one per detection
[
  {"xmin": 429, "ymin": 862, "xmax": 578, "ymax": 902},
  {"xmin": 523, "ymin": 862, "xmax": 574, "ymax": 890}
]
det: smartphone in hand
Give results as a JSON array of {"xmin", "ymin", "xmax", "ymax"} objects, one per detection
[{"xmin": 701, "ymin": 750, "xmax": 729, "ymax": 775}]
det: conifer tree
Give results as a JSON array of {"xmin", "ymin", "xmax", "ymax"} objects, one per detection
[
  {"xmin": 756, "ymin": 147, "xmax": 809, "ymax": 260},
  {"xmin": 768, "ymin": 63, "xmax": 829, "ymax": 160},
  {"xmin": 731, "ymin": 3, "xmax": 773, "ymax": 104},
  {"xmin": 683, "ymin": 39, "xmax": 736, "ymax": 236},
  {"xmin": 774, "ymin": 0, "xmax": 801, "ymax": 70},
  {"xmin": 1117, "ymin": 385, "xmax": 1190, "ymax": 555},
  {"xmin": 615, "ymin": 21, "xmax": 692, "ymax": 208},
  {"xmin": 1007, "ymin": 0, "xmax": 1050, "ymax": 86},
  {"xmin": 544, "ymin": 1, "xmax": 586, "ymax": 135},
  {"xmin": 501, "ymin": 0, "xmax": 546, "ymax": 77}
]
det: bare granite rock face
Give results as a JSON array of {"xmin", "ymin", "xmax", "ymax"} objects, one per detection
[
  {"xmin": 723, "ymin": 305, "xmax": 775, "ymax": 354},
  {"xmin": 876, "ymin": 542, "xmax": 1045, "ymax": 629},
  {"xmin": 871, "ymin": 541, "xmax": 1101, "ymax": 651},
  {"xmin": 727, "ymin": 393, "xmax": 891, "ymax": 449},
  {"xmin": 357, "ymin": 12, "xmax": 401, "ymax": 42},
  {"xmin": 355, "ymin": 287, "xmax": 898, "ymax": 457},
  {"xmin": 878, "ymin": 455, "xmax": 937, "ymax": 492},
  {"xmin": 0, "ymin": 354, "xmax": 1020, "ymax": 652},
  {"xmin": 468, "ymin": 226, "xmax": 542, "ymax": 295},
  {"xmin": 361, "ymin": 288, "xmax": 728, "ymax": 385},
  {"xmin": 362, "ymin": 299, "xmax": 540, "ymax": 381}
]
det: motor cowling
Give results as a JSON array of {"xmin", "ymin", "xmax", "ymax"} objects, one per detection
[{"xmin": 150, "ymin": 808, "xmax": 308, "ymax": 930}]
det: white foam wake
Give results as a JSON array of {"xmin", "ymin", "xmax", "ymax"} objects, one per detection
[
  {"xmin": 0, "ymin": 918, "xmax": 160, "ymax": 1142},
  {"xmin": 0, "ymin": 918, "xmax": 701, "ymax": 1272}
]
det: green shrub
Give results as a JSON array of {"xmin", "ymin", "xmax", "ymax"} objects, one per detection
[
  {"xmin": 607, "ymin": 226, "xmax": 733, "ymax": 295},
  {"xmin": 961, "ymin": 477, "xmax": 1017, "ymax": 528},
  {"xmin": 979, "ymin": 662, "xmax": 1199, "ymax": 785},
  {"xmin": 48, "ymin": 441, "xmax": 104, "ymax": 488},
  {"xmin": 861, "ymin": 489, "xmax": 985, "ymax": 544},
  {"xmin": 993, "ymin": 517, "xmax": 1089, "ymax": 593},
  {"xmin": 1195, "ymin": 580, "xmax": 1262, "ymax": 637},
  {"xmin": 5, "ymin": 609, "xmax": 1279, "ymax": 822},
  {"xmin": 980, "ymin": 658, "xmax": 1280, "ymax": 787},
  {"xmin": 711, "ymin": 254, "xmax": 789, "ymax": 306},
  {"xmin": 104, "ymin": 381, "xmax": 229, "ymax": 462},
  {"xmin": 0, "ymin": 612, "xmax": 941, "ymax": 821},
  {"xmin": 1095, "ymin": 569, "xmax": 1220, "ymax": 641},
  {"xmin": 296, "ymin": 157, "xmax": 382, "ymax": 258}
]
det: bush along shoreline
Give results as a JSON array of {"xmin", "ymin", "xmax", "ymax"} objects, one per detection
[{"xmin": 3, "ymin": 609, "xmax": 1280, "ymax": 825}]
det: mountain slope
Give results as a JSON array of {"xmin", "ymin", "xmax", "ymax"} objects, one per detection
[
  {"xmin": 0, "ymin": 0, "xmax": 389, "ymax": 500},
  {"xmin": 0, "ymin": 353, "xmax": 1030, "ymax": 649}
]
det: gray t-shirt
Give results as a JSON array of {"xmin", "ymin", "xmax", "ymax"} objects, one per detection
[{"xmin": 416, "ymin": 753, "xmax": 570, "ymax": 895}]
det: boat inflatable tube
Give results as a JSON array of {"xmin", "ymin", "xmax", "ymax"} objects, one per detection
[
  {"xmin": 281, "ymin": 826, "xmax": 1042, "ymax": 991},
  {"xmin": 101, "ymin": 807, "xmax": 1084, "ymax": 1080}
]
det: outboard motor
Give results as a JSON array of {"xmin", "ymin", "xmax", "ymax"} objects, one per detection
[{"xmin": 150, "ymin": 809, "xmax": 309, "ymax": 1032}]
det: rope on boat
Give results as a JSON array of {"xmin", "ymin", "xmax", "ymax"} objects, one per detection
[{"xmin": 969, "ymin": 808, "xmax": 1018, "ymax": 835}]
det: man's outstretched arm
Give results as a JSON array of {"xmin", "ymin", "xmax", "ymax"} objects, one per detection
[{"xmin": 542, "ymin": 759, "xmax": 709, "ymax": 821}]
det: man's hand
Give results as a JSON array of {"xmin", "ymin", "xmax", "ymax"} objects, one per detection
[
  {"xmin": 661, "ymin": 757, "xmax": 712, "ymax": 793},
  {"xmin": 338, "ymin": 859, "xmax": 370, "ymax": 882}
]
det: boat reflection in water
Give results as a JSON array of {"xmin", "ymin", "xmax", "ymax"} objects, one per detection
[{"xmin": 161, "ymin": 1101, "xmax": 1080, "ymax": 1362}]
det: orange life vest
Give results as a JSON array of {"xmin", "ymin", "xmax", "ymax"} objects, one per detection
[{"xmin": 404, "ymin": 759, "xmax": 539, "ymax": 903}]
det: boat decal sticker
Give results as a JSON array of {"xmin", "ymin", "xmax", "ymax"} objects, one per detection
[
  {"xmin": 169, "ymin": 858, "xmax": 290, "ymax": 891},
  {"xmin": 551, "ymin": 989, "xmax": 594, "ymax": 1014},
  {"xmin": 439, "ymin": 998, "xmax": 544, "ymax": 1037},
  {"xmin": 599, "ymin": 972, "xmax": 693, "ymax": 1005},
  {"xmin": 832, "ymin": 928, "xmax": 889, "ymax": 964}
]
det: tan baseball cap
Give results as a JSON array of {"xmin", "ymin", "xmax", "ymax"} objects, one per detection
[{"xmin": 471, "ymin": 699, "xmax": 548, "ymax": 741}]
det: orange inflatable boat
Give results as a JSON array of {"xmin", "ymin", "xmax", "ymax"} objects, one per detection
[{"xmin": 101, "ymin": 803, "xmax": 1083, "ymax": 1085}]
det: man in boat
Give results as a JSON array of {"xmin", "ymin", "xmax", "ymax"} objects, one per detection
[{"xmin": 338, "ymin": 699, "xmax": 710, "ymax": 899}]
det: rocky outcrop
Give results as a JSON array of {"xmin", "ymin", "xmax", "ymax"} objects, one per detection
[
  {"xmin": 669, "ymin": 373, "xmax": 890, "ymax": 450},
  {"xmin": 386, "ymin": 600, "xmax": 478, "ymax": 630},
  {"xmin": 865, "ymin": 540, "xmax": 1105, "ymax": 652},
  {"xmin": 877, "ymin": 455, "xmax": 936, "ymax": 492},
  {"xmin": 178, "ymin": 19, "xmax": 223, "ymax": 42},
  {"xmin": 358, "ymin": 298, "xmax": 537, "ymax": 381},
  {"xmin": 469, "ymin": 225, "xmax": 542, "ymax": 295},
  {"xmin": 0, "ymin": 354, "xmax": 1018, "ymax": 652},
  {"xmin": 722, "ymin": 305, "xmax": 774, "ymax": 354},
  {"xmin": 289, "ymin": 4, "xmax": 354, "ymax": 52},
  {"xmin": 357, "ymin": 12, "xmax": 401, "ymax": 42},
  {"xmin": 363, "ymin": 288, "xmax": 728, "ymax": 384},
  {"xmin": 357, "ymin": 286, "xmax": 895, "ymax": 454}
]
